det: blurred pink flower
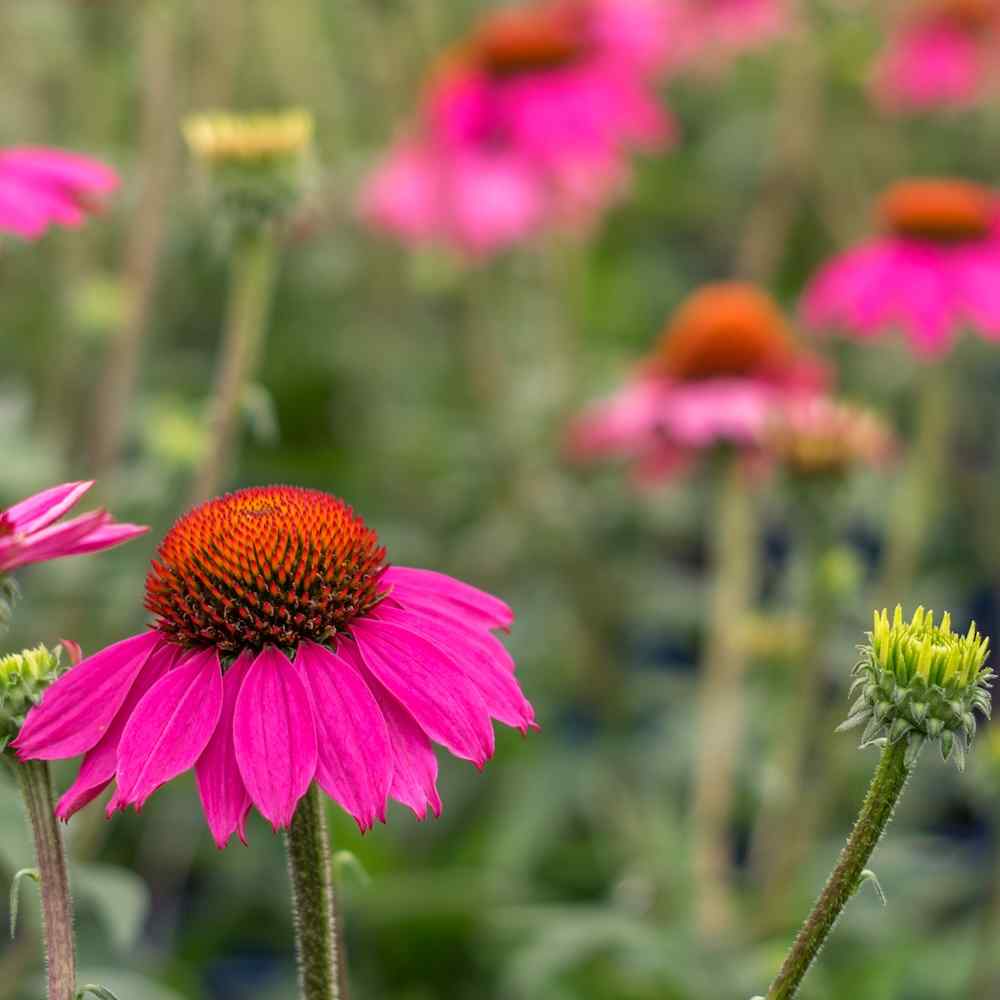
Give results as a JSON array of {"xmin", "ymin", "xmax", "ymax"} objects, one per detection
[
  {"xmin": 0, "ymin": 147, "xmax": 118, "ymax": 240},
  {"xmin": 568, "ymin": 283, "xmax": 827, "ymax": 483},
  {"xmin": 14, "ymin": 486, "xmax": 535, "ymax": 847},
  {"xmin": 803, "ymin": 178, "xmax": 1000, "ymax": 357},
  {"xmin": 870, "ymin": 0, "xmax": 1000, "ymax": 112},
  {"xmin": 360, "ymin": 0, "xmax": 676, "ymax": 256},
  {"xmin": 0, "ymin": 482, "xmax": 147, "ymax": 575},
  {"xmin": 662, "ymin": 0, "xmax": 790, "ymax": 73}
]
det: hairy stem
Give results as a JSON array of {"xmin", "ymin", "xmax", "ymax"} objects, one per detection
[
  {"xmin": 284, "ymin": 783, "xmax": 347, "ymax": 1000},
  {"xmin": 691, "ymin": 456, "xmax": 756, "ymax": 940},
  {"xmin": 766, "ymin": 739, "xmax": 911, "ymax": 999},
  {"xmin": 190, "ymin": 222, "xmax": 279, "ymax": 504},
  {"xmin": 13, "ymin": 759, "xmax": 76, "ymax": 1000}
]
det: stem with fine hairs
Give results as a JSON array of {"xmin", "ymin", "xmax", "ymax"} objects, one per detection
[
  {"xmin": 691, "ymin": 455, "xmax": 757, "ymax": 940},
  {"xmin": 91, "ymin": 0, "xmax": 178, "ymax": 480},
  {"xmin": 189, "ymin": 222, "xmax": 279, "ymax": 504},
  {"xmin": 11, "ymin": 759, "xmax": 77, "ymax": 1000},
  {"xmin": 284, "ymin": 783, "xmax": 348, "ymax": 1000}
]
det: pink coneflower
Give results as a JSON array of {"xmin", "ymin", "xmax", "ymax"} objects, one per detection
[
  {"xmin": 568, "ymin": 282, "xmax": 826, "ymax": 482},
  {"xmin": 803, "ymin": 178, "xmax": 1000, "ymax": 357},
  {"xmin": 14, "ymin": 486, "xmax": 535, "ymax": 847},
  {"xmin": 360, "ymin": 0, "xmax": 675, "ymax": 256},
  {"xmin": 0, "ymin": 147, "xmax": 118, "ymax": 240},
  {"xmin": 870, "ymin": 0, "xmax": 1000, "ymax": 112},
  {"xmin": 0, "ymin": 482, "xmax": 147, "ymax": 575}
]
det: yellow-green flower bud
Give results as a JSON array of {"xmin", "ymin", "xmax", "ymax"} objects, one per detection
[
  {"xmin": 838, "ymin": 606, "xmax": 993, "ymax": 770},
  {"xmin": 0, "ymin": 643, "xmax": 71, "ymax": 751},
  {"xmin": 183, "ymin": 109, "xmax": 314, "ymax": 229}
]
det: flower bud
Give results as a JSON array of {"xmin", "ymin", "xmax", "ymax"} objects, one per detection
[
  {"xmin": 0, "ymin": 643, "xmax": 73, "ymax": 750},
  {"xmin": 839, "ymin": 607, "xmax": 993, "ymax": 769},
  {"xmin": 183, "ymin": 109, "xmax": 314, "ymax": 229}
]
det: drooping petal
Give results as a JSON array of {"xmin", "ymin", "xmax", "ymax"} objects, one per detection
[
  {"xmin": 14, "ymin": 631, "xmax": 162, "ymax": 759},
  {"xmin": 375, "ymin": 605, "xmax": 534, "ymax": 732},
  {"xmin": 0, "ymin": 509, "xmax": 112, "ymax": 572},
  {"xmin": 233, "ymin": 646, "xmax": 318, "ymax": 830},
  {"xmin": 55, "ymin": 643, "xmax": 181, "ymax": 820},
  {"xmin": 294, "ymin": 642, "xmax": 392, "ymax": 832},
  {"xmin": 112, "ymin": 648, "xmax": 224, "ymax": 811},
  {"xmin": 5, "ymin": 481, "xmax": 93, "ymax": 534},
  {"xmin": 382, "ymin": 566, "xmax": 514, "ymax": 630},
  {"xmin": 195, "ymin": 652, "xmax": 255, "ymax": 848},
  {"xmin": 338, "ymin": 642, "xmax": 441, "ymax": 819},
  {"xmin": 350, "ymin": 619, "xmax": 495, "ymax": 767}
]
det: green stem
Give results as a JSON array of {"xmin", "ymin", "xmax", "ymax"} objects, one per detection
[
  {"xmin": 765, "ymin": 739, "xmax": 912, "ymax": 1000},
  {"xmin": 879, "ymin": 370, "xmax": 951, "ymax": 605},
  {"xmin": 190, "ymin": 222, "xmax": 279, "ymax": 504},
  {"xmin": 284, "ymin": 783, "xmax": 347, "ymax": 1000},
  {"xmin": 691, "ymin": 455, "xmax": 756, "ymax": 940},
  {"xmin": 13, "ymin": 759, "xmax": 76, "ymax": 1000}
]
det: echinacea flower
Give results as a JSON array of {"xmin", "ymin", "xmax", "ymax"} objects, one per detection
[
  {"xmin": 360, "ymin": 0, "xmax": 675, "ymax": 256},
  {"xmin": 870, "ymin": 0, "xmax": 1000, "ymax": 113},
  {"xmin": 803, "ymin": 178, "xmax": 1000, "ymax": 357},
  {"xmin": 0, "ymin": 147, "xmax": 118, "ymax": 240},
  {"xmin": 14, "ymin": 486, "xmax": 535, "ymax": 847},
  {"xmin": 767, "ymin": 397, "xmax": 896, "ymax": 479},
  {"xmin": 0, "ymin": 481, "xmax": 147, "ymax": 576},
  {"xmin": 568, "ymin": 282, "xmax": 827, "ymax": 482}
]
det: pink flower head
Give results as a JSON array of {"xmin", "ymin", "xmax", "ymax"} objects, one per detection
[
  {"xmin": 568, "ymin": 282, "xmax": 827, "ymax": 482},
  {"xmin": 870, "ymin": 0, "xmax": 1000, "ymax": 112},
  {"xmin": 803, "ymin": 178, "xmax": 1000, "ymax": 357},
  {"xmin": 359, "ymin": 0, "xmax": 676, "ymax": 256},
  {"xmin": 0, "ymin": 482, "xmax": 147, "ymax": 575},
  {"xmin": 15, "ymin": 487, "xmax": 535, "ymax": 847},
  {"xmin": 0, "ymin": 147, "xmax": 119, "ymax": 240}
]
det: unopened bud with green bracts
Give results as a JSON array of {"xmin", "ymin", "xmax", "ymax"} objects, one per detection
[
  {"xmin": 0, "ymin": 643, "xmax": 75, "ymax": 752},
  {"xmin": 838, "ymin": 606, "xmax": 993, "ymax": 771}
]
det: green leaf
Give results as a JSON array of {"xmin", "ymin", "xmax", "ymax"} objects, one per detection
[
  {"xmin": 77, "ymin": 986, "xmax": 122, "ymax": 1000},
  {"xmin": 10, "ymin": 867, "xmax": 39, "ymax": 938},
  {"xmin": 858, "ymin": 869, "xmax": 887, "ymax": 906},
  {"xmin": 73, "ymin": 863, "xmax": 151, "ymax": 953},
  {"xmin": 332, "ymin": 850, "xmax": 371, "ymax": 889}
]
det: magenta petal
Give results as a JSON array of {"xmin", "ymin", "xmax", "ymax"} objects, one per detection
[
  {"xmin": 339, "ymin": 643, "xmax": 441, "ymax": 819},
  {"xmin": 376, "ymin": 606, "xmax": 534, "ymax": 732},
  {"xmin": 114, "ymin": 649, "xmax": 224, "ymax": 811},
  {"xmin": 294, "ymin": 642, "xmax": 392, "ymax": 832},
  {"xmin": 233, "ymin": 647, "xmax": 318, "ymax": 830},
  {"xmin": 382, "ymin": 567, "xmax": 514, "ymax": 630},
  {"xmin": 14, "ymin": 631, "xmax": 162, "ymax": 759},
  {"xmin": 55, "ymin": 643, "xmax": 180, "ymax": 821},
  {"xmin": 350, "ymin": 620, "xmax": 495, "ymax": 767},
  {"xmin": 196, "ymin": 652, "xmax": 255, "ymax": 848},
  {"xmin": 6, "ymin": 481, "xmax": 93, "ymax": 534}
]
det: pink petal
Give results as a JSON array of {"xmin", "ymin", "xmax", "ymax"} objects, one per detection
[
  {"xmin": 375, "ymin": 605, "xmax": 534, "ymax": 732},
  {"xmin": 55, "ymin": 643, "xmax": 181, "ymax": 821},
  {"xmin": 349, "ymin": 619, "xmax": 495, "ymax": 767},
  {"xmin": 382, "ymin": 567, "xmax": 514, "ymax": 630},
  {"xmin": 56, "ymin": 520, "xmax": 148, "ymax": 557},
  {"xmin": 14, "ymin": 631, "xmax": 162, "ymax": 759},
  {"xmin": 5, "ymin": 481, "xmax": 93, "ymax": 534},
  {"xmin": 195, "ymin": 652, "xmax": 255, "ymax": 848},
  {"xmin": 294, "ymin": 642, "xmax": 392, "ymax": 832},
  {"xmin": 233, "ymin": 646, "xmax": 318, "ymax": 830},
  {"xmin": 338, "ymin": 642, "xmax": 441, "ymax": 819},
  {"xmin": 112, "ymin": 649, "xmax": 224, "ymax": 811}
]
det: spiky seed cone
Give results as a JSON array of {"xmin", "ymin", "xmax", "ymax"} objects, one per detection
[{"xmin": 838, "ymin": 606, "xmax": 993, "ymax": 770}]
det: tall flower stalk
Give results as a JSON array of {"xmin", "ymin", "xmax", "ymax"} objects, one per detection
[
  {"xmin": 763, "ymin": 607, "xmax": 993, "ymax": 999},
  {"xmin": 182, "ymin": 110, "xmax": 313, "ymax": 503},
  {"xmin": 285, "ymin": 784, "xmax": 347, "ymax": 1000},
  {"xmin": 691, "ymin": 455, "xmax": 756, "ymax": 939}
]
